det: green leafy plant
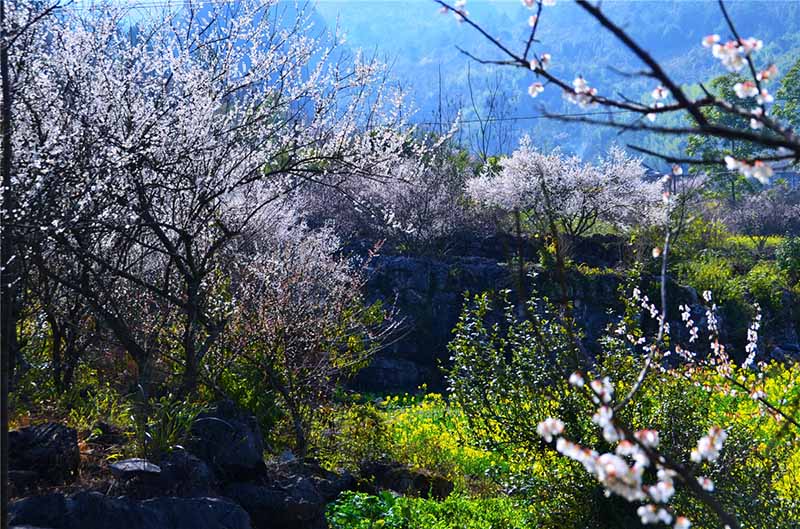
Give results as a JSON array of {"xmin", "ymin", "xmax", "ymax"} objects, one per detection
[
  {"xmin": 776, "ymin": 237, "xmax": 800, "ymax": 286},
  {"xmin": 133, "ymin": 395, "xmax": 207, "ymax": 460}
]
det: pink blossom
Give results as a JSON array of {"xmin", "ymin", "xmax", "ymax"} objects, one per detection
[
  {"xmin": 701, "ymin": 34, "xmax": 720, "ymax": 48},
  {"xmin": 734, "ymin": 81, "xmax": 758, "ymax": 98}
]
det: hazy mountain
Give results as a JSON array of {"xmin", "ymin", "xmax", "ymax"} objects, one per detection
[{"xmin": 314, "ymin": 0, "xmax": 800, "ymax": 164}]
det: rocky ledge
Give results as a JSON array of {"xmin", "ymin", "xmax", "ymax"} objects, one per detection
[{"xmin": 8, "ymin": 401, "xmax": 452, "ymax": 529}]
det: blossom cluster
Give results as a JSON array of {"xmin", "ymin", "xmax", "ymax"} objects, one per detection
[{"xmin": 535, "ymin": 373, "xmax": 728, "ymax": 528}]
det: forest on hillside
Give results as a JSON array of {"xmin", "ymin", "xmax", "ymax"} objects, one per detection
[{"xmin": 2, "ymin": 1, "xmax": 800, "ymax": 529}]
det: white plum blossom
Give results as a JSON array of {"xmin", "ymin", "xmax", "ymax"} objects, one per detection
[
  {"xmin": 536, "ymin": 417, "xmax": 565, "ymax": 442},
  {"xmin": 697, "ymin": 476, "xmax": 715, "ymax": 492},
  {"xmin": 756, "ymin": 89, "xmax": 774, "ymax": 105},
  {"xmin": 528, "ymin": 82, "xmax": 545, "ymax": 98},
  {"xmin": 674, "ymin": 516, "xmax": 692, "ymax": 529},
  {"xmin": 702, "ymin": 34, "xmax": 720, "ymax": 47},
  {"xmin": 648, "ymin": 479, "xmax": 676, "ymax": 503},
  {"xmin": 651, "ymin": 86, "xmax": 670, "ymax": 100},
  {"xmin": 757, "ymin": 64, "xmax": 778, "ymax": 81},
  {"xmin": 565, "ymin": 76, "xmax": 598, "ymax": 107},
  {"xmin": 739, "ymin": 37, "xmax": 764, "ymax": 54},
  {"xmin": 734, "ymin": 81, "xmax": 758, "ymax": 99},
  {"xmin": 530, "ymin": 53, "xmax": 552, "ymax": 71},
  {"xmin": 590, "ymin": 377, "xmax": 615, "ymax": 404},
  {"xmin": 467, "ymin": 139, "xmax": 664, "ymax": 237},
  {"xmin": 724, "ymin": 156, "xmax": 773, "ymax": 183},
  {"xmin": 711, "ymin": 41, "xmax": 746, "ymax": 72},
  {"xmin": 635, "ymin": 429, "xmax": 660, "ymax": 448},
  {"xmin": 750, "ymin": 108, "xmax": 765, "ymax": 130},
  {"xmin": 743, "ymin": 305, "xmax": 762, "ymax": 368},
  {"xmin": 7, "ymin": 0, "xmax": 421, "ymax": 387},
  {"xmin": 638, "ymin": 504, "xmax": 673, "ymax": 525},
  {"xmin": 691, "ymin": 427, "xmax": 728, "ymax": 463}
]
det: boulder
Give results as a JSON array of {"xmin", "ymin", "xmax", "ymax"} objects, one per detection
[
  {"xmin": 9, "ymin": 423, "xmax": 80, "ymax": 485},
  {"xmin": 110, "ymin": 458, "xmax": 161, "ymax": 481},
  {"xmin": 142, "ymin": 496, "xmax": 252, "ymax": 529},
  {"xmin": 8, "ymin": 470, "xmax": 40, "ymax": 496},
  {"xmin": 268, "ymin": 458, "xmax": 355, "ymax": 502},
  {"xmin": 109, "ymin": 458, "xmax": 163, "ymax": 499},
  {"xmin": 158, "ymin": 449, "xmax": 216, "ymax": 497},
  {"xmin": 9, "ymin": 492, "xmax": 252, "ymax": 529},
  {"xmin": 351, "ymin": 356, "xmax": 427, "ymax": 394},
  {"xmin": 361, "ymin": 462, "xmax": 453, "ymax": 500},
  {"xmin": 360, "ymin": 254, "xmax": 510, "ymax": 392},
  {"xmin": 223, "ymin": 476, "xmax": 326, "ymax": 529},
  {"xmin": 189, "ymin": 401, "xmax": 265, "ymax": 481}
]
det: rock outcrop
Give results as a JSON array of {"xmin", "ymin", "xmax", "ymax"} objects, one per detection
[
  {"xmin": 9, "ymin": 423, "xmax": 80, "ymax": 487},
  {"xmin": 188, "ymin": 401, "xmax": 266, "ymax": 481},
  {"xmin": 9, "ymin": 492, "xmax": 252, "ymax": 529}
]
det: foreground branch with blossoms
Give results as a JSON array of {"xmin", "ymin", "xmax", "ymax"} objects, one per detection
[
  {"xmin": 537, "ymin": 371, "xmax": 737, "ymax": 529},
  {"xmin": 436, "ymin": 0, "xmax": 799, "ymax": 178}
]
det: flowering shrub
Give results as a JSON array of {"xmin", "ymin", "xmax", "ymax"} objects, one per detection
[
  {"xmin": 382, "ymin": 393, "xmax": 504, "ymax": 489},
  {"xmin": 3, "ymin": 0, "xmax": 421, "ymax": 397},
  {"xmin": 220, "ymin": 206, "xmax": 397, "ymax": 455},
  {"xmin": 447, "ymin": 285, "xmax": 800, "ymax": 529},
  {"xmin": 723, "ymin": 188, "xmax": 800, "ymax": 252}
]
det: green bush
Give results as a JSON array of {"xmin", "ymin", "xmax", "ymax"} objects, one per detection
[
  {"xmin": 745, "ymin": 261, "xmax": 788, "ymax": 311},
  {"xmin": 131, "ymin": 395, "xmax": 207, "ymax": 460},
  {"xmin": 677, "ymin": 255, "xmax": 745, "ymax": 303},
  {"xmin": 776, "ymin": 237, "xmax": 800, "ymax": 285},
  {"xmin": 327, "ymin": 491, "xmax": 535, "ymax": 529},
  {"xmin": 313, "ymin": 402, "xmax": 390, "ymax": 472}
]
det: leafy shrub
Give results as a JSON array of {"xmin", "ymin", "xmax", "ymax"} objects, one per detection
[
  {"xmin": 383, "ymin": 393, "xmax": 504, "ymax": 490},
  {"xmin": 776, "ymin": 237, "xmax": 800, "ymax": 285},
  {"xmin": 677, "ymin": 255, "xmax": 745, "ymax": 303},
  {"xmin": 447, "ymin": 286, "xmax": 800, "ymax": 529},
  {"xmin": 133, "ymin": 396, "xmax": 207, "ymax": 460},
  {"xmin": 723, "ymin": 187, "xmax": 800, "ymax": 252},
  {"xmin": 744, "ymin": 261, "xmax": 788, "ymax": 311},
  {"xmin": 327, "ymin": 491, "xmax": 535, "ymax": 529},
  {"xmin": 313, "ymin": 402, "xmax": 391, "ymax": 472}
]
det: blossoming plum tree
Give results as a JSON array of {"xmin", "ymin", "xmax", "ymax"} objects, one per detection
[
  {"xmin": 467, "ymin": 139, "xmax": 663, "ymax": 240},
  {"xmin": 2, "ymin": 0, "xmax": 419, "ymax": 396}
]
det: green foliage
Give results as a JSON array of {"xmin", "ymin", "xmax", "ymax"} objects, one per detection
[
  {"xmin": 776, "ymin": 237, "xmax": 800, "ymax": 285},
  {"xmin": 133, "ymin": 395, "xmax": 207, "ymax": 460},
  {"xmin": 314, "ymin": 402, "xmax": 391, "ymax": 472},
  {"xmin": 382, "ymin": 393, "xmax": 504, "ymax": 490},
  {"xmin": 327, "ymin": 491, "xmax": 535, "ymax": 529},
  {"xmin": 443, "ymin": 284, "xmax": 800, "ymax": 528},
  {"xmin": 774, "ymin": 57, "xmax": 800, "ymax": 129},
  {"xmin": 745, "ymin": 261, "xmax": 788, "ymax": 311}
]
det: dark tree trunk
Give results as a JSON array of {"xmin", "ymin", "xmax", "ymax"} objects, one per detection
[{"xmin": 1, "ymin": 0, "xmax": 15, "ymax": 525}]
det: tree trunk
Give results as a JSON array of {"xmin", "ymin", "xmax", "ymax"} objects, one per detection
[
  {"xmin": 48, "ymin": 315, "xmax": 64, "ymax": 392},
  {"xmin": 514, "ymin": 208, "xmax": 526, "ymax": 317},
  {"xmin": 1, "ymin": 0, "xmax": 15, "ymax": 524}
]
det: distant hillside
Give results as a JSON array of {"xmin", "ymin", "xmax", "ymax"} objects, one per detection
[{"xmin": 314, "ymin": 0, "xmax": 800, "ymax": 164}]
